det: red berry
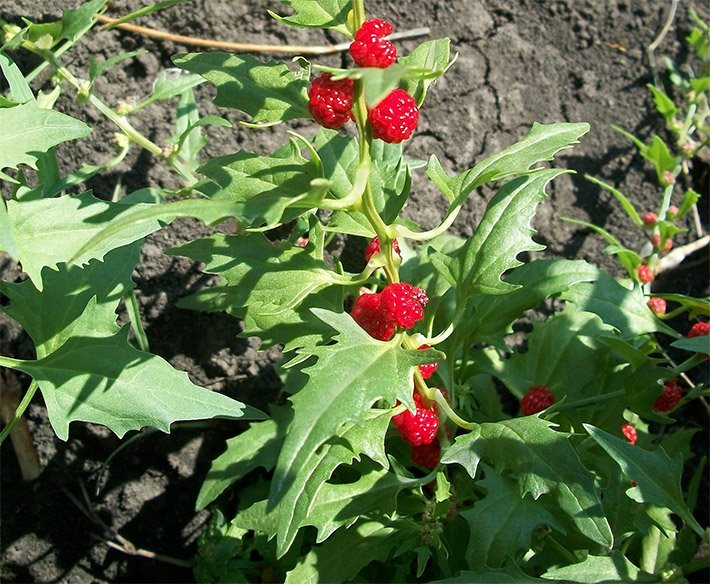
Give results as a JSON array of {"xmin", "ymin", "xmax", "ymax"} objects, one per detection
[
  {"xmin": 393, "ymin": 392, "xmax": 439, "ymax": 446},
  {"xmin": 637, "ymin": 264, "xmax": 655, "ymax": 284},
  {"xmin": 650, "ymin": 234, "xmax": 661, "ymax": 248},
  {"xmin": 411, "ymin": 440, "xmax": 441, "ymax": 469},
  {"xmin": 350, "ymin": 292, "xmax": 395, "ymax": 341},
  {"xmin": 368, "ymin": 89, "xmax": 419, "ymax": 143},
  {"xmin": 307, "ymin": 73, "xmax": 354, "ymax": 129},
  {"xmin": 667, "ymin": 205, "xmax": 679, "ymax": 219},
  {"xmin": 663, "ymin": 238, "xmax": 673, "ymax": 252},
  {"xmin": 417, "ymin": 344, "xmax": 438, "ymax": 379},
  {"xmin": 621, "ymin": 423, "xmax": 637, "ymax": 445},
  {"xmin": 688, "ymin": 322, "xmax": 710, "ymax": 338},
  {"xmin": 364, "ymin": 236, "xmax": 401, "ymax": 262},
  {"xmin": 652, "ymin": 379, "xmax": 683, "ymax": 412},
  {"xmin": 647, "ymin": 297, "xmax": 667, "ymax": 316},
  {"xmin": 349, "ymin": 19, "xmax": 398, "ymax": 68},
  {"xmin": 520, "ymin": 385, "xmax": 556, "ymax": 415},
  {"xmin": 380, "ymin": 282, "xmax": 428, "ymax": 329},
  {"xmin": 642, "ymin": 212, "xmax": 658, "ymax": 227}
]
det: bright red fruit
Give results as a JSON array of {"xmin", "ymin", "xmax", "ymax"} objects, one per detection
[
  {"xmin": 647, "ymin": 297, "xmax": 667, "ymax": 316},
  {"xmin": 688, "ymin": 322, "xmax": 710, "ymax": 338},
  {"xmin": 307, "ymin": 73, "xmax": 354, "ymax": 129},
  {"xmin": 349, "ymin": 19, "xmax": 398, "ymax": 68},
  {"xmin": 350, "ymin": 292, "xmax": 395, "ymax": 341},
  {"xmin": 380, "ymin": 282, "xmax": 428, "ymax": 329},
  {"xmin": 637, "ymin": 264, "xmax": 655, "ymax": 284},
  {"xmin": 411, "ymin": 440, "xmax": 441, "ymax": 469},
  {"xmin": 364, "ymin": 235, "xmax": 401, "ymax": 262},
  {"xmin": 520, "ymin": 385, "xmax": 556, "ymax": 415},
  {"xmin": 652, "ymin": 379, "xmax": 683, "ymax": 412},
  {"xmin": 417, "ymin": 344, "xmax": 438, "ymax": 379},
  {"xmin": 621, "ymin": 423, "xmax": 637, "ymax": 445},
  {"xmin": 368, "ymin": 89, "xmax": 419, "ymax": 143},
  {"xmin": 642, "ymin": 212, "xmax": 658, "ymax": 227},
  {"xmin": 393, "ymin": 392, "xmax": 439, "ymax": 446}
]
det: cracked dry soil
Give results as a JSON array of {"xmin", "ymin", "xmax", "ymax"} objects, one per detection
[{"xmin": 1, "ymin": 1, "xmax": 708, "ymax": 582}]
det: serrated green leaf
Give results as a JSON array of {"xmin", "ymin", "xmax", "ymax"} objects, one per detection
[
  {"xmin": 584, "ymin": 424, "xmax": 703, "ymax": 537},
  {"xmin": 560, "ymin": 271, "xmax": 679, "ymax": 339},
  {"xmin": 172, "ymin": 52, "xmax": 309, "ymax": 125},
  {"xmin": 269, "ymin": 310, "xmax": 438, "ymax": 544},
  {"xmin": 0, "ymin": 102, "xmax": 90, "ymax": 179},
  {"xmin": 0, "ymin": 244, "xmax": 140, "ymax": 358},
  {"xmin": 443, "ymin": 417, "xmax": 613, "ymax": 547},
  {"xmin": 312, "ymin": 128, "xmax": 358, "ymax": 199},
  {"xmin": 0, "ymin": 199, "xmax": 17, "ymax": 258},
  {"xmin": 541, "ymin": 551, "xmax": 645, "ymax": 583},
  {"xmin": 269, "ymin": 0, "xmax": 352, "ymax": 35},
  {"xmin": 197, "ymin": 137, "xmax": 327, "ymax": 228},
  {"xmin": 646, "ymin": 84, "xmax": 679, "ymax": 120},
  {"xmin": 400, "ymin": 38, "xmax": 453, "ymax": 105},
  {"xmin": 445, "ymin": 169, "xmax": 563, "ymax": 298},
  {"xmin": 5, "ymin": 191, "xmax": 163, "ymax": 288},
  {"xmin": 131, "ymin": 69, "xmax": 204, "ymax": 112},
  {"xmin": 461, "ymin": 467, "xmax": 562, "ymax": 567},
  {"xmin": 5, "ymin": 328, "xmax": 264, "ymax": 440},
  {"xmin": 60, "ymin": 0, "xmax": 107, "ymax": 42},
  {"xmin": 676, "ymin": 189, "xmax": 701, "ymax": 218},
  {"xmin": 638, "ymin": 506, "xmax": 677, "ymax": 575}
]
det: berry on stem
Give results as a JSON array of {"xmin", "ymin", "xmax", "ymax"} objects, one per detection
[
  {"xmin": 307, "ymin": 73, "xmax": 354, "ymax": 129},
  {"xmin": 417, "ymin": 344, "xmax": 438, "ymax": 380},
  {"xmin": 381, "ymin": 282, "xmax": 428, "ymax": 329},
  {"xmin": 411, "ymin": 440, "xmax": 441, "ymax": 469},
  {"xmin": 642, "ymin": 212, "xmax": 658, "ymax": 227},
  {"xmin": 369, "ymin": 89, "xmax": 419, "ymax": 143},
  {"xmin": 393, "ymin": 392, "xmax": 439, "ymax": 446},
  {"xmin": 637, "ymin": 263, "xmax": 655, "ymax": 284},
  {"xmin": 364, "ymin": 235, "xmax": 401, "ymax": 262},
  {"xmin": 622, "ymin": 423, "xmax": 637, "ymax": 445},
  {"xmin": 652, "ymin": 379, "xmax": 683, "ymax": 412},
  {"xmin": 520, "ymin": 385, "xmax": 556, "ymax": 415},
  {"xmin": 349, "ymin": 19, "xmax": 398, "ymax": 68},
  {"xmin": 647, "ymin": 297, "xmax": 667, "ymax": 316},
  {"xmin": 350, "ymin": 292, "xmax": 395, "ymax": 341},
  {"xmin": 688, "ymin": 321, "xmax": 710, "ymax": 338}
]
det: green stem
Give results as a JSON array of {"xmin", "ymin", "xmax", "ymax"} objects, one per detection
[
  {"xmin": 0, "ymin": 380, "xmax": 38, "ymax": 446},
  {"xmin": 124, "ymin": 290, "xmax": 150, "ymax": 352},
  {"xmin": 545, "ymin": 535, "xmax": 579, "ymax": 564},
  {"xmin": 396, "ymin": 205, "xmax": 463, "ymax": 242}
]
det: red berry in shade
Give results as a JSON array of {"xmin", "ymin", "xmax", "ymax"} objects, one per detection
[
  {"xmin": 652, "ymin": 379, "xmax": 683, "ymax": 412},
  {"xmin": 364, "ymin": 235, "xmax": 401, "ymax": 262},
  {"xmin": 520, "ymin": 385, "xmax": 556, "ymax": 415},
  {"xmin": 411, "ymin": 440, "xmax": 441, "ymax": 469},
  {"xmin": 368, "ymin": 89, "xmax": 419, "ymax": 144},
  {"xmin": 622, "ymin": 423, "xmax": 638, "ymax": 446},
  {"xmin": 642, "ymin": 212, "xmax": 658, "ymax": 227},
  {"xmin": 307, "ymin": 73, "xmax": 354, "ymax": 129},
  {"xmin": 393, "ymin": 392, "xmax": 439, "ymax": 446},
  {"xmin": 350, "ymin": 292, "xmax": 395, "ymax": 341},
  {"xmin": 688, "ymin": 322, "xmax": 710, "ymax": 338},
  {"xmin": 647, "ymin": 297, "xmax": 667, "ymax": 316},
  {"xmin": 637, "ymin": 263, "xmax": 655, "ymax": 284},
  {"xmin": 417, "ymin": 344, "xmax": 438, "ymax": 380},
  {"xmin": 380, "ymin": 282, "xmax": 428, "ymax": 329},
  {"xmin": 349, "ymin": 19, "xmax": 398, "ymax": 68}
]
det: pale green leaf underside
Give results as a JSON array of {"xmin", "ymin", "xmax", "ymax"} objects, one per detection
[
  {"xmin": 8, "ymin": 329, "xmax": 264, "ymax": 440},
  {"xmin": 270, "ymin": 0, "xmax": 352, "ymax": 35},
  {"xmin": 542, "ymin": 551, "xmax": 642, "ymax": 583}
]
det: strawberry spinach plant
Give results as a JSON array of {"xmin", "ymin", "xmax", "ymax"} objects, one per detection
[{"xmin": 1, "ymin": 1, "xmax": 708, "ymax": 582}]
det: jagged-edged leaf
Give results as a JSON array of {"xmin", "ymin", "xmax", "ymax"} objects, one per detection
[
  {"xmin": 5, "ymin": 191, "xmax": 163, "ymax": 288},
  {"xmin": 172, "ymin": 52, "xmax": 309, "ymax": 125},
  {"xmin": 284, "ymin": 519, "xmax": 418, "ymax": 584},
  {"xmin": 0, "ymin": 244, "xmax": 140, "ymax": 358},
  {"xmin": 4, "ymin": 328, "xmax": 264, "ymax": 440},
  {"xmin": 60, "ymin": 0, "xmax": 107, "ymax": 42},
  {"xmin": 542, "ymin": 551, "xmax": 644, "ymax": 583},
  {"xmin": 269, "ymin": 0, "xmax": 352, "ymax": 35},
  {"xmin": 440, "ymin": 169, "xmax": 564, "ymax": 298},
  {"xmin": 0, "ymin": 102, "xmax": 90, "ymax": 179},
  {"xmin": 0, "ymin": 199, "xmax": 17, "ymax": 258},
  {"xmin": 196, "ymin": 137, "xmax": 328, "ymax": 228},
  {"xmin": 443, "ymin": 417, "xmax": 613, "ymax": 547},
  {"xmin": 584, "ymin": 424, "xmax": 703, "ymax": 537},
  {"xmin": 269, "ymin": 310, "xmax": 439, "ymax": 537},
  {"xmin": 400, "ymin": 38, "xmax": 454, "ymax": 105},
  {"xmin": 196, "ymin": 413, "xmax": 287, "ymax": 511},
  {"xmin": 461, "ymin": 467, "xmax": 562, "ymax": 568},
  {"xmin": 637, "ymin": 506, "xmax": 677, "ymax": 576},
  {"xmin": 428, "ymin": 122, "xmax": 589, "ymax": 205},
  {"xmin": 560, "ymin": 271, "xmax": 679, "ymax": 339}
]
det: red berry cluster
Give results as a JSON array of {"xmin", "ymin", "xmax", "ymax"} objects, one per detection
[
  {"xmin": 688, "ymin": 321, "xmax": 710, "ymax": 359},
  {"xmin": 349, "ymin": 19, "xmax": 397, "ymax": 68},
  {"xmin": 307, "ymin": 73, "xmax": 354, "ymax": 129},
  {"xmin": 652, "ymin": 379, "xmax": 683, "ymax": 412},
  {"xmin": 621, "ymin": 423, "xmax": 637, "ymax": 446},
  {"xmin": 411, "ymin": 440, "xmax": 441, "ymax": 469},
  {"xmin": 642, "ymin": 211, "xmax": 658, "ymax": 227},
  {"xmin": 637, "ymin": 263, "xmax": 655, "ymax": 284},
  {"xmin": 350, "ymin": 282, "xmax": 428, "ymax": 341},
  {"xmin": 393, "ymin": 392, "xmax": 439, "ymax": 446},
  {"xmin": 364, "ymin": 235, "xmax": 401, "ymax": 262},
  {"xmin": 647, "ymin": 297, "xmax": 667, "ymax": 316},
  {"xmin": 520, "ymin": 385, "xmax": 556, "ymax": 415}
]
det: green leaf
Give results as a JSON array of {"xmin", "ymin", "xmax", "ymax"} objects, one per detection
[
  {"xmin": 131, "ymin": 69, "xmax": 204, "ymax": 112},
  {"xmin": 676, "ymin": 189, "xmax": 701, "ymax": 219},
  {"xmin": 542, "ymin": 551, "xmax": 645, "ymax": 583},
  {"xmin": 5, "ymin": 191, "xmax": 162, "ymax": 288},
  {"xmin": 89, "ymin": 50, "xmax": 145, "ymax": 84},
  {"xmin": 284, "ymin": 519, "xmax": 417, "ymax": 584},
  {"xmin": 197, "ymin": 137, "xmax": 328, "ymax": 228},
  {"xmin": 560, "ymin": 271, "xmax": 679, "ymax": 339},
  {"xmin": 584, "ymin": 424, "xmax": 703, "ymax": 537},
  {"xmin": 646, "ymin": 84, "xmax": 679, "ymax": 121},
  {"xmin": 671, "ymin": 335, "xmax": 710, "ymax": 354},
  {"xmin": 269, "ymin": 310, "xmax": 438, "ymax": 540},
  {"xmin": 269, "ymin": 0, "xmax": 352, "ymax": 35},
  {"xmin": 60, "ymin": 0, "xmax": 107, "ymax": 42},
  {"xmin": 461, "ymin": 467, "xmax": 562, "ymax": 567},
  {"xmin": 0, "ymin": 199, "xmax": 17, "ymax": 258},
  {"xmin": 443, "ymin": 417, "xmax": 613, "ymax": 548},
  {"xmin": 443, "ymin": 169, "xmax": 564, "ymax": 298},
  {"xmin": 433, "ymin": 566, "xmax": 547, "ymax": 583},
  {"xmin": 5, "ymin": 328, "xmax": 264, "ymax": 440},
  {"xmin": 100, "ymin": 0, "xmax": 191, "ymax": 29},
  {"xmin": 312, "ymin": 128, "xmax": 358, "ymax": 199},
  {"xmin": 585, "ymin": 175, "xmax": 643, "ymax": 226},
  {"xmin": 0, "ymin": 244, "xmax": 140, "ymax": 358},
  {"xmin": 0, "ymin": 102, "xmax": 90, "ymax": 180},
  {"xmin": 400, "ymin": 38, "xmax": 454, "ymax": 105},
  {"xmin": 0, "ymin": 51, "xmax": 34, "ymax": 103},
  {"xmin": 172, "ymin": 52, "xmax": 310, "ymax": 125},
  {"xmin": 614, "ymin": 127, "xmax": 679, "ymax": 183}
]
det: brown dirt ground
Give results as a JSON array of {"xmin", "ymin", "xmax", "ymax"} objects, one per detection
[{"xmin": 1, "ymin": 0, "xmax": 708, "ymax": 582}]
